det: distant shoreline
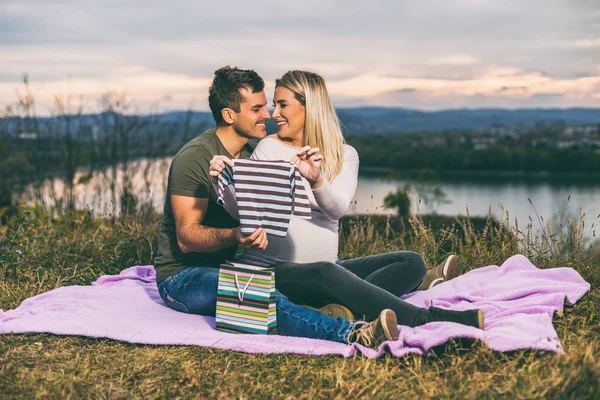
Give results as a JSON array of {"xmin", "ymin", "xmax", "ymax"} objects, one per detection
[{"xmin": 359, "ymin": 166, "xmax": 600, "ymax": 181}]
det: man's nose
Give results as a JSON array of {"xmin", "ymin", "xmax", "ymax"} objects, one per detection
[{"xmin": 262, "ymin": 107, "xmax": 271, "ymax": 120}]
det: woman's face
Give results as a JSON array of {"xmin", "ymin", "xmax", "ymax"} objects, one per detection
[{"xmin": 272, "ymin": 86, "xmax": 305, "ymax": 145}]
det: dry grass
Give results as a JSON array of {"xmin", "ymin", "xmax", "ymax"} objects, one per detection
[{"xmin": 1, "ymin": 206, "xmax": 599, "ymax": 399}]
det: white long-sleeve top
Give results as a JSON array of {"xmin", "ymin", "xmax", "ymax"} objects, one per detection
[{"xmin": 239, "ymin": 136, "xmax": 359, "ymax": 265}]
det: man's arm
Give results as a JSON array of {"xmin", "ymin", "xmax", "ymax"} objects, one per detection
[{"xmin": 172, "ymin": 194, "xmax": 267, "ymax": 253}]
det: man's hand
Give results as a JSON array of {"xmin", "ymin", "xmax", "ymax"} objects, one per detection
[
  {"xmin": 290, "ymin": 146, "xmax": 324, "ymax": 189},
  {"xmin": 238, "ymin": 227, "xmax": 268, "ymax": 250},
  {"xmin": 209, "ymin": 155, "xmax": 233, "ymax": 177}
]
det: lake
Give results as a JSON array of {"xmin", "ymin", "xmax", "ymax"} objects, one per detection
[
  {"xmin": 23, "ymin": 157, "xmax": 600, "ymax": 242},
  {"xmin": 352, "ymin": 173, "xmax": 600, "ymax": 241}
]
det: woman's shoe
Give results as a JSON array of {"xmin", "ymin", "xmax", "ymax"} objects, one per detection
[
  {"xmin": 424, "ymin": 306, "xmax": 485, "ymax": 330},
  {"xmin": 417, "ymin": 254, "xmax": 459, "ymax": 290},
  {"xmin": 441, "ymin": 254, "xmax": 459, "ymax": 280}
]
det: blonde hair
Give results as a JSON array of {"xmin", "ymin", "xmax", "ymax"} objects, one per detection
[{"xmin": 275, "ymin": 70, "xmax": 345, "ymax": 182}]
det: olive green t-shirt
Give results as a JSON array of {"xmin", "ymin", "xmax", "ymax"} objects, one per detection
[{"xmin": 154, "ymin": 128, "xmax": 255, "ymax": 283}]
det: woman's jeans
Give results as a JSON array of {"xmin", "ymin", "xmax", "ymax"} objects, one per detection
[
  {"xmin": 158, "ymin": 264, "xmax": 354, "ymax": 344},
  {"xmin": 275, "ymin": 251, "xmax": 429, "ymax": 326}
]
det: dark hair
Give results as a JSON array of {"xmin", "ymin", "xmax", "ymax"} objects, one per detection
[{"xmin": 208, "ymin": 66, "xmax": 265, "ymax": 126}]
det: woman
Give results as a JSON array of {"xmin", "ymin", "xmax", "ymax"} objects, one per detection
[{"xmin": 211, "ymin": 70, "xmax": 483, "ymax": 330}]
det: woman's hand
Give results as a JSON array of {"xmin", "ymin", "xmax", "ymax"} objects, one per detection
[
  {"xmin": 238, "ymin": 227, "xmax": 269, "ymax": 250},
  {"xmin": 209, "ymin": 155, "xmax": 233, "ymax": 177},
  {"xmin": 290, "ymin": 146, "xmax": 324, "ymax": 189}
]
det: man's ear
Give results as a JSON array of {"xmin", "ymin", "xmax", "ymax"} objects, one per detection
[{"xmin": 221, "ymin": 108, "xmax": 235, "ymax": 125}]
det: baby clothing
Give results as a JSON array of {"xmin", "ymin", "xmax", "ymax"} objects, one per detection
[
  {"xmin": 215, "ymin": 159, "xmax": 311, "ymax": 237},
  {"xmin": 240, "ymin": 138, "xmax": 359, "ymax": 266}
]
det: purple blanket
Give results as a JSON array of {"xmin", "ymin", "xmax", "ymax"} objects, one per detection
[{"xmin": 0, "ymin": 255, "xmax": 590, "ymax": 358}]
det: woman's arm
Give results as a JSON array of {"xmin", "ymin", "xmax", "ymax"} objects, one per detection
[{"xmin": 312, "ymin": 145, "xmax": 359, "ymax": 221}]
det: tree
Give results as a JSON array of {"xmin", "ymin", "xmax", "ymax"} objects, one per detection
[
  {"xmin": 384, "ymin": 184, "xmax": 412, "ymax": 218},
  {"xmin": 415, "ymin": 183, "xmax": 450, "ymax": 214}
]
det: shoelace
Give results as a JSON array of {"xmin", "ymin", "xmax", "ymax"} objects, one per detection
[{"xmin": 348, "ymin": 321, "xmax": 376, "ymax": 347}]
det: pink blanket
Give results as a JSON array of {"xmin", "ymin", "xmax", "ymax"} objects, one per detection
[{"xmin": 0, "ymin": 255, "xmax": 590, "ymax": 358}]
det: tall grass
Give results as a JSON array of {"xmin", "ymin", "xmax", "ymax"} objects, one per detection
[{"xmin": 1, "ymin": 77, "xmax": 207, "ymax": 219}]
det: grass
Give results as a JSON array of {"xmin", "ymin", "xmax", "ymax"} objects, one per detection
[{"xmin": 1, "ymin": 205, "xmax": 599, "ymax": 399}]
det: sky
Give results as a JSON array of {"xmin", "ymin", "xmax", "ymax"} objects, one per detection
[{"xmin": 1, "ymin": 0, "xmax": 599, "ymax": 115}]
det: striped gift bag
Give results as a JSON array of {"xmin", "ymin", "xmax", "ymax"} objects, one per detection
[{"xmin": 216, "ymin": 262, "xmax": 277, "ymax": 335}]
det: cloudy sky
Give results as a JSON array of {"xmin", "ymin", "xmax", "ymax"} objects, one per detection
[{"xmin": 1, "ymin": 0, "xmax": 599, "ymax": 114}]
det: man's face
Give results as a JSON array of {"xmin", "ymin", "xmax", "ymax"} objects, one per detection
[{"xmin": 231, "ymin": 87, "xmax": 270, "ymax": 139}]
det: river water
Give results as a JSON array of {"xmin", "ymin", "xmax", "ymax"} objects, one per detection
[
  {"xmin": 352, "ymin": 173, "xmax": 600, "ymax": 241},
  {"xmin": 23, "ymin": 157, "xmax": 600, "ymax": 242}
]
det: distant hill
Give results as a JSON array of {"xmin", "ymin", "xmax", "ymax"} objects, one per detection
[
  {"xmin": 4, "ymin": 108, "xmax": 599, "ymax": 136},
  {"xmin": 151, "ymin": 107, "xmax": 600, "ymax": 134},
  {"xmin": 335, "ymin": 107, "xmax": 600, "ymax": 134}
]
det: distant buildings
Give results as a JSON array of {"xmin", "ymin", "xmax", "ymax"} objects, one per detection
[
  {"xmin": 18, "ymin": 132, "xmax": 38, "ymax": 140},
  {"xmin": 565, "ymin": 126, "xmax": 600, "ymax": 136}
]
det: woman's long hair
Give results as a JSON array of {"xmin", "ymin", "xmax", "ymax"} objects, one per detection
[{"xmin": 275, "ymin": 70, "xmax": 345, "ymax": 182}]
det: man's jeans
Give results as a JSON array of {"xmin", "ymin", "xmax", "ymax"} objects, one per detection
[{"xmin": 158, "ymin": 264, "xmax": 354, "ymax": 343}]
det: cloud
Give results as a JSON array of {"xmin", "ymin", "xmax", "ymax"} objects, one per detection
[
  {"xmin": 555, "ymin": 38, "xmax": 600, "ymax": 48},
  {"xmin": 0, "ymin": 68, "xmax": 212, "ymax": 114},
  {"xmin": 497, "ymin": 86, "xmax": 528, "ymax": 93},
  {"xmin": 529, "ymin": 93, "xmax": 564, "ymax": 100},
  {"xmin": 363, "ymin": 88, "xmax": 577, "ymax": 110},
  {"xmin": 572, "ymin": 38, "xmax": 600, "ymax": 48},
  {"xmin": 3, "ymin": 65, "xmax": 598, "ymax": 114},
  {"xmin": 394, "ymin": 88, "xmax": 418, "ymax": 93},
  {"xmin": 427, "ymin": 55, "xmax": 480, "ymax": 66},
  {"xmin": 1, "ymin": 0, "xmax": 599, "ymax": 112},
  {"xmin": 326, "ymin": 68, "xmax": 600, "ymax": 109}
]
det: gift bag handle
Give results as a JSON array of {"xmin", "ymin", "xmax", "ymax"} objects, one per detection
[{"xmin": 234, "ymin": 273, "xmax": 254, "ymax": 302}]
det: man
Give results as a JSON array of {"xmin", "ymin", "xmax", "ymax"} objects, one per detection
[{"xmin": 154, "ymin": 66, "xmax": 398, "ymax": 348}]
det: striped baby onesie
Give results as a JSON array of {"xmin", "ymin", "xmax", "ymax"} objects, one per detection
[{"xmin": 215, "ymin": 159, "xmax": 311, "ymax": 237}]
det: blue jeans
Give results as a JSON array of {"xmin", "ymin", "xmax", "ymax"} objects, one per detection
[{"xmin": 157, "ymin": 263, "xmax": 354, "ymax": 344}]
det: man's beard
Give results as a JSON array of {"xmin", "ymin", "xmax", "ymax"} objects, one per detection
[{"xmin": 233, "ymin": 121, "xmax": 262, "ymax": 139}]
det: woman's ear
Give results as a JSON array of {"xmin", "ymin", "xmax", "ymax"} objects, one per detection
[{"xmin": 221, "ymin": 108, "xmax": 235, "ymax": 125}]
